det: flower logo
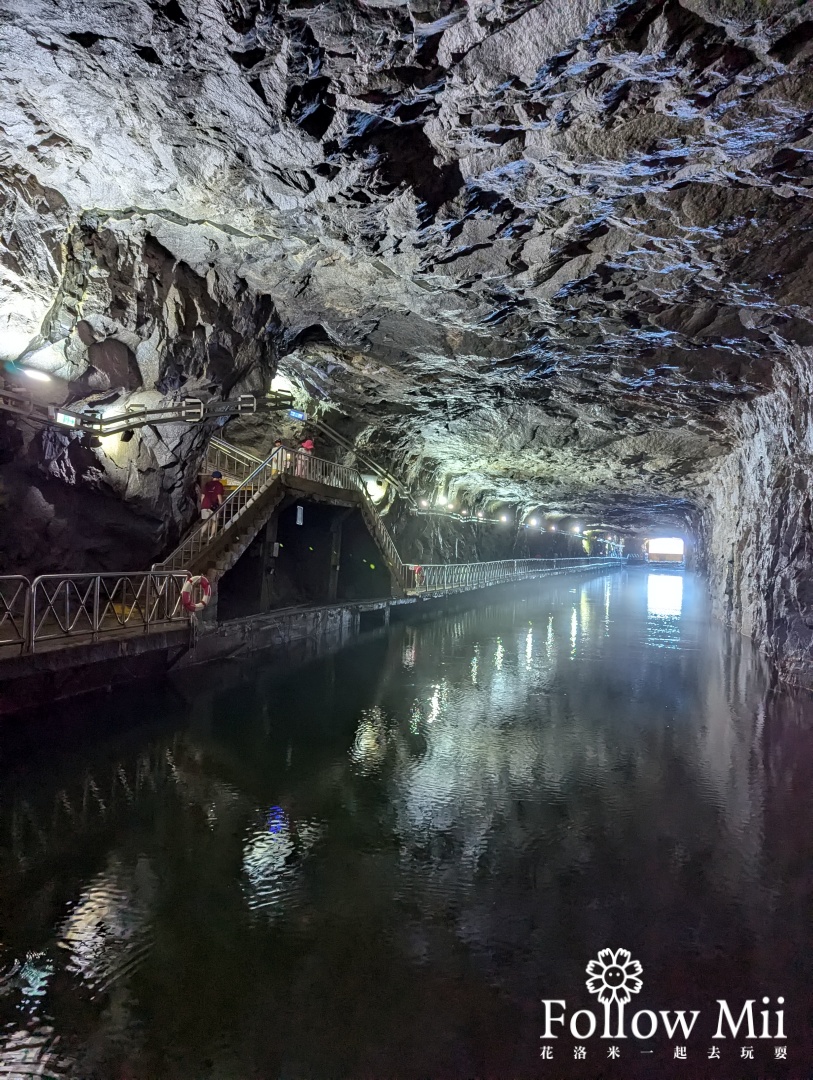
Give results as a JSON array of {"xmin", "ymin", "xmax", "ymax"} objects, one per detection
[{"xmin": 586, "ymin": 949, "xmax": 643, "ymax": 1036}]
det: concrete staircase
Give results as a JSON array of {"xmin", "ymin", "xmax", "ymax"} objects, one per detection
[
  {"xmin": 155, "ymin": 438, "xmax": 623, "ymax": 597},
  {"xmin": 155, "ymin": 439, "xmax": 408, "ymax": 592}
]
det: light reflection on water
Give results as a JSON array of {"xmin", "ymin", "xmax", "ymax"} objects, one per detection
[
  {"xmin": 646, "ymin": 571, "xmax": 684, "ymax": 648},
  {"xmin": 0, "ymin": 569, "xmax": 811, "ymax": 1078}
]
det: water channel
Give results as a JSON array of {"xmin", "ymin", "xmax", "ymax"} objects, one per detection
[{"xmin": 0, "ymin": 568, "xmax": 811, "ymax": 1078}]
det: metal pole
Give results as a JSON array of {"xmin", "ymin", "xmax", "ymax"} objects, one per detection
[{"xmin": 92, "ymin": 576, "xmax": 100, "ymax": 640}]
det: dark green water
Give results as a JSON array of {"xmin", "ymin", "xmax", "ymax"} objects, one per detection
[{"xmin": 1, "ymin": 569, "xmax": 812, "ymax": 1079}]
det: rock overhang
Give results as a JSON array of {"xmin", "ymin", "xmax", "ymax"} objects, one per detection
[{"xmin": 1, "ymin": 0, "xmax": 813, "ymax": 537}]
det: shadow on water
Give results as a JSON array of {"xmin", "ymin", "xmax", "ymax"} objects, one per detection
[{"xmin": 0, "ymin": 569, "xmax": 812, "ymax": 1078}]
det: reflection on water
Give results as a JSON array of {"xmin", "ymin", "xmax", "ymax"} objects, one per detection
[
  {"xmin": 646, "ymin": 570, "xmax": 684, "ymax": 649},
  {"xmin": 0, "ymin": 569, "xmax": 812, "ymax": 1078},
  {"xmin": 647, "ymin": 571, "xmax": 684, "ymax": 617}
]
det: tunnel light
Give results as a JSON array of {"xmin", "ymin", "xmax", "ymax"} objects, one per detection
[
  {"xmin": 500, "ymin": 514, "xmax": 508, "ymax": 523},
  {"xmin": 420, "ymin": 499, "xmax": 429, "ymax": 507},
  {"xmin": 529, "ymin": 517, "xmax": 538, "ymax": 527},
  {"xmin": 573, "ymin": 526, "xmax": 581, "ymax": 534},
  {"xmin": 461, "ymin": 509, "xmax": 468, "ymax": 515},
  {"xmin": 549, "ymin": 525, "xmax": 556, "ymax": 532},
  {"xmin": 477, "ymin": 512, "xmax": 483, "ymax": 519},
  {"xmin": 436, "ymin": 495, "xmax": 447, "ymax": 507},
  {"xmin": 270, "ymin": 372, "xmax": 295, "ymax": 395},
  {"xmin": 20, "ymin": 367, "xmax": 51, "ymax": 382},
  {"xmin": 447, "ymin": 503, "xmax": 455, "ymax": 511}
]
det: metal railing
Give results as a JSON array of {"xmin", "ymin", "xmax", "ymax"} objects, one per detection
[
  {"xmin": 206, "ymin": 438, "xmax": 263, "ymax": 483},
  {"xmin": 0, "ymin": 381, "xmax": 295, "ymax": 437},
  {"xmin": 402, "ymin": 557, "xmax": 621, "ymax": 593},
  {"xmin": 184, "ymin": 439, "xmax": 625, "ymax": 594},
  {"xmin": 25, "ymin": 572, "xmax": 189, "ymax": 651},
  {"xmin": 159, "ymin": 446, "xmax": 362, "ymax": 572},
  {"xmin": 0, "ymin": 576, "xmax": 30, "ymax": 650}
]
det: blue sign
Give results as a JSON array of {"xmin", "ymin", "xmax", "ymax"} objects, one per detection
[{"xmin": 288, "ymin": 409, "xmax": 307, "ymax": 421}]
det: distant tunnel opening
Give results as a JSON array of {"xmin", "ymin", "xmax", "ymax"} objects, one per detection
[{"xmin": 646, "ymin": 537, "xmax": 685, "ymax": 563}]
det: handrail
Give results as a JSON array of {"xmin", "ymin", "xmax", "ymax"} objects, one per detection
[
  {"xmin": 158, "ymin": 445, "xmax": 364, "ymax": 572},
  {"xmin": 206, "ymin": 438, "xmax": 263, "ymax": 482},
  {"xmin": 401, "ymin": 557, "xmax": 622, "ymax": 593},
  {"xmin": 158, "ymin": 448, "xmax": 288, "ymax": 571},
  {"xmin": 9, "ymin": 572, "xmax": 189, "ymax": 652},
  {"xmin": 0, "ymin": 575, "xmax": 30, "ymax": 652},
  {"xmin": 184, "ymin": 438, "xmax": 625, "ymax": 595},
  {"xmin": 312, "ymin": 418, "xmax": 408, "ymax": 498}
]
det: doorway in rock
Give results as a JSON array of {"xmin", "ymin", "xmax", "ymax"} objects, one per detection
[
  {"xmin": 216, "ymin": 500, "xmax": 394, "ymax": 619},
  {"xmin": 271, "ymin": 501, "xmax": 339, "ymax": 608},
  {"xmin": 335, "ymin": 510, "xmax": 393, "ymax": 601}
]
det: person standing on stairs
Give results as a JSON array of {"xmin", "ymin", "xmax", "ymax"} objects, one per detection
[
  {"xmin": 200, "ymin": 469, "xmax": 225, "ymax": 540},
  {"xmin": 296, "ymin": 435, "xmax": 314, "ymax": 478}
]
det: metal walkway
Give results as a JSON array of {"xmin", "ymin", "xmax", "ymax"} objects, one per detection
[
  {"xmin": 0, "ymin": 382, "xmax": 293, "ymax": 436},
  {"xmin": 154, "ymin": 438, "xmax": 405, "ymax": 586},
  {"xmin": 0, "ymin": 436, "xmax": 624, "ymax": 656}
]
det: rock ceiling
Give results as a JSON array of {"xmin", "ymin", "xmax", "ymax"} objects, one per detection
[{"xmin": 3, "ymin": 0, "xmax": 813, "ymax": 528}]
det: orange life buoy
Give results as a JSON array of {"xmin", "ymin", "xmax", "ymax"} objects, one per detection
[{"xmin": 181, "ymin": 574, "xmax": 212, "ymax": 613}]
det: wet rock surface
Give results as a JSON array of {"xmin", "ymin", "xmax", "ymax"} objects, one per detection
[{"xmin": 2, "ymin": 0, "xmax": 813, "ymax": 674}]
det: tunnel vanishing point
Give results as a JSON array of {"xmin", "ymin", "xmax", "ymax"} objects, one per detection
[{"xmin": 1, "ymin": 0, "xmax": 813, "ymax": 683}]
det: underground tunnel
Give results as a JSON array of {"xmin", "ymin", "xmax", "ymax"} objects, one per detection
[{"xmin": 0, "ymin": 0, "xmax": 812, "ymax": 1076}]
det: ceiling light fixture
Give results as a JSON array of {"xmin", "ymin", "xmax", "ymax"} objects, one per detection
[{"xmin": 20, "ymin": 367, "xmax": 51, "ymax": 382}]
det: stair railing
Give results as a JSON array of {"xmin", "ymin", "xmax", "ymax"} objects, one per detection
[
  {"xmin": 206, "ymin": 438, "xmax": 263, "ymax": 482},
  {"xmin": 161, "ymin": 436, "xmax": 626, "ymax": 594},
  {"xmin": 158, "ymin": 447, "xmax": 291, "ymax": 571},
  {"xmin": 158, "ymin": 446, "xmax": 377, "ymax": 573}
]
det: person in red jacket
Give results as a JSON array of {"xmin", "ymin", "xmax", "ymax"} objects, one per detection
[{"xmin": 200, "ymin": 469, "xmax": 225, "ymax": 539}]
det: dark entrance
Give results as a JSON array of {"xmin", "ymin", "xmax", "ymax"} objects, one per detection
[{"xmin": 216, "ymin": 500, "xmax": 393, "ymax": 619}]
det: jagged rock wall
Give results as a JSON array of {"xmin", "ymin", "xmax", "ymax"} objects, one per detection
[
  {"xmin": 0, "ymin": 218, "xmax": 280, "ymax": 574},
  {"xmin": 702, "ymin": 347, "xmax": 813, "ymax": 688},
  {"xmin": 389, "ymin": 509, "xmax": 588, "ymax": 564},
  {"xmin": 2, "ymin": 0, "xmax": 813, "ymax": 678},
  {"xmin": 4, "ymin": 0, "xmax": 813, "ymax": 534}
]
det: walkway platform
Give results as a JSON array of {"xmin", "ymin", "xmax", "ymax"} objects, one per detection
[{"xmin": 0, "ymin": 564, "xmax": 624, "ymax": 717}]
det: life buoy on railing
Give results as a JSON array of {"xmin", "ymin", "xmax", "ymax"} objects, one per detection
[
  {"xmin": 181, "ymin": 574, "xmax": 212, "ymax": 613},
  {"xmin": 414, "ymin": 565, "xmax": 425, "ymax": 587}
]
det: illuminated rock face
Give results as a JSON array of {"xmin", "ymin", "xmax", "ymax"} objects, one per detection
[{"xmin": 2, "ymin": 0, "xmax": 813, "ymax": 674}]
